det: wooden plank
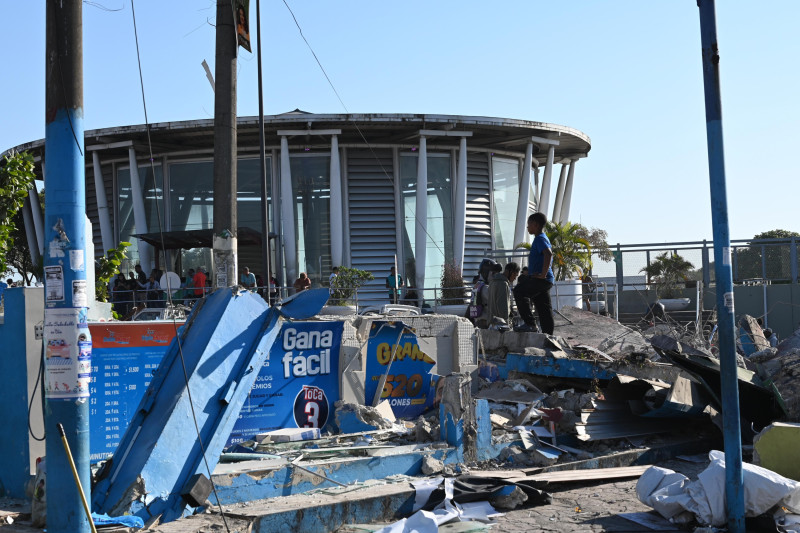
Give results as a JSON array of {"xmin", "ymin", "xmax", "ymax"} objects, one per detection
[
  {"xmin": 524, "ymin": 465, "xmax": 650, "ymax": 483},
  {"xmin": 463, "ymin": 469, "xmax": 528, "ymax": 480}
]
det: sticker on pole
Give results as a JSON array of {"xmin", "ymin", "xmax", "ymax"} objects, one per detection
[
  {"xmin": 44, "ymin": 308, "xmax": 92, "ymax": 400},
  {"xmin": 723, "ymin": 292, "xmax": 735, "ymax": 313},
  {"xmin": 45, "ymin": 265, "xmax": 64, "ymax": 302}
]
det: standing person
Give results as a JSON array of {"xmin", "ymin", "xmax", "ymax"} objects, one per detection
[
  {"xmin": 240, "ymin": 266, "xmax": 256, "ymax": 291},
  {"xmin": 489, "ymin": 262, "xmax": 520, "ymax": 325},
  {"xmin": 329, "ymin": 267, "xmax": 339, "ymax": 291},
  {"xmin": 138, "ymin": 274, "xmax": 162, "ymax": 307},
  {"xmin": 193, "ymin": 267, "xmax": 207, "ymax": 299},
  {"xmin": 134, "ymin": 264, "xmax": 147, "ymax": 285},
  {"xmin": 386, "ymin": 266, "xmax": 404, "ymax": 304},
  {"xmin": 293, "ymin": 272, "xmax": 311, "ymax": 292},
  {"xmin": 582, "ymin": 272, "xmax": 595, "ymax": 312},
  {"xmin": 269, "ymin": 275, "xmax": 279, "ymax": 303},
  {"xmin": 513, "ymin": 212, "xmax": 555, "ymax": 334}
]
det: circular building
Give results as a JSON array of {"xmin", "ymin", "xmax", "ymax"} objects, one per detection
[{"xmin": 9, "ymin": 111, "xmax": 591, "ymax": 295}]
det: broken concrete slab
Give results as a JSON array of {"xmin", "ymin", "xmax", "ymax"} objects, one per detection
[
  {"xmin": 335, "ymin": 401, "xmax": 394, "ymax": 434},
  {"xmin": 439, "ymin": 373, "xmax": 476, "ymax": 463},
  {"xmin": 555, "ymin": 306, "xmax": 653, "ymax": 357},
  {"xmin": 750, "ymin": 347, "xmax": 800, "ymax": 422},
  {"xmin": 753, "ymin": 422, "xmax": 800, "ymax": 481}
]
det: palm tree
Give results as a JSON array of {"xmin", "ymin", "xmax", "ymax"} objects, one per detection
[{"xmin": 640, "ymin": 252, "xmax": 694, "ymax": 298}]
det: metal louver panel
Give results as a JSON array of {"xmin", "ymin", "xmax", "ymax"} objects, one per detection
[
  {"xmin": 464, "ymin": 153, "xmax": 492, "ymax": 276},
  {"xmin": 346, "ymin": 150, "xmax": 398, "ymax": 279}
]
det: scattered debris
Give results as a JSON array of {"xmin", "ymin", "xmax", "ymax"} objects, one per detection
[{"xmin": 335, "ymin": 401, "xmax": 395, "ymax": 433}]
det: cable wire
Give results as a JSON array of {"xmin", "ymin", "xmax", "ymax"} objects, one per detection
[
  {"xmin": 130, "ymin": 2, "xmax": 230, "ymax": 530},
  {"xmin": 280, "ymin": 0, "xmax": 447, "ymax": 261}
]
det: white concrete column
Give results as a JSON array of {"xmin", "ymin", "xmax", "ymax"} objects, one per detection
[
  {"xmin": 538, "ymin": 145, "xmax": 555, "ymax": 216},
  {"xmin": 28, "ymin": 187, "xmax": 44, "ymax": 257},
  {"xmin": 92, "ymin": 151, "xmax": 114, "ymax": 254},
  {"xmin": 329, "ymin": 135, "xmax": 343, "ymax": 268},
  {"xmin": 128, "ymin": 147, "xmax": 151, "ymax": 271},
  {"xmin": 280, "ymin": 136, "xmax": 297, "ymax": 286},
  {"xmin": 514, "ymin": 142, "xmax": 534, "ymax": 248},
  {"xmin": 560, "ymin": 159, "xmax": 578, "ymax": 224},
  {"xmin": 552, "ymin": 160, "xmax": 569, "ymax": 223},
  {"xmin": 453, "ymin": 136, "xmax": 468, "ymax": 271},
  {"xmin": 415, "ymin": 136, "xmax": 428, "ymax": 293},
  {"xmin": 532, "ymin": 165, "xmax": 540, "ymax": 210}
]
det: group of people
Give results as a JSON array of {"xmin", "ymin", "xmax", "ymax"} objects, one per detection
[
  {"xmin": 470, "ymin": 212, "xmax": 555, "ymax": 334},
  {"xmin": 110, "ymin": 264, "xmax": 168, "ymax": 316}
]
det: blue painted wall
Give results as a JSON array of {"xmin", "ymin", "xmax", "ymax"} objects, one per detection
[{"xmin": 0, "ymin": 289, "xmax": 34, "ymax": 498}]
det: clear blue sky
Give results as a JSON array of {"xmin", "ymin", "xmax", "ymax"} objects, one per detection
[{"xmin": 2, "ymin": 1, "xmax": 798, "ymax": 246}]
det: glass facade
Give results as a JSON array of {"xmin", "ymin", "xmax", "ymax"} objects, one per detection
[
  {"xmin": 116, "ymin": 163, "xmax": 163, "ymax": 273},
  {"xmin": 290, "ymin": 155, "xmax": 331, "ymax": 286},
  {"xmin": 111, "ymin": 146, "xmax": 528, "ymax": 295},
  {"xmin": 492, "ymin": 157, "xmax": 520, "ymax": 250},
  {"xmin": 169, "ymin": 161, "xmax": 213, "ymax": 232},
  {"xmin": 400, "ymin": 152, "xmax": 453, "ymax": 292}
]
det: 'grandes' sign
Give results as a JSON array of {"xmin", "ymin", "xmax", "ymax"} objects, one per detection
[{"xmin": 364, "ymin": 321, "xmax": 437, "ymax": 419}]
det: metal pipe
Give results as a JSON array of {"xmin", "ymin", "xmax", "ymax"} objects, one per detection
[{"xmin": 697, "ymin": 2, "xmax": 745, "ymax": 530}]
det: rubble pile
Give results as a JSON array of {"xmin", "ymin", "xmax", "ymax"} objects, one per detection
[{"xmin": 751, "ymin": 346, "xmax": 800, "ymax": 421}]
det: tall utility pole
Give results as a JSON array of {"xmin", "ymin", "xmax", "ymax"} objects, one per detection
[
  {"xmin": 44, "ymin": 1, "xmax": 92, "ymax": 532},
  {"xmin": 697, "ymin": 1, "xmax": 744, "ymax": 532},
  {"xmin": 212, "ymin": 0, "xmax": 238, "ymax": 288},
  {"xmin": 256, "ymin": 0, "xmax": 272, "ymax": 294}
]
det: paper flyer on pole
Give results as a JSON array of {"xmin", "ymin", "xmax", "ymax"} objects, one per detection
[{"xmin": 44, "ymin": 308, "xmax": 92, "ymax": 400}]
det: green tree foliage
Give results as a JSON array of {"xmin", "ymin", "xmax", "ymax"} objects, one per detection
[
  {"xmin": 329, "ymin": 266, "xmax": 374, "ymax": 305},
  {"xmin": 0, "ymin": 151, "xmax": 36, "ymax": 276},
  {"xmin": 640, "ymin": 252, "xmax": 694, "ymax": 298},
  {"xmin": 735, "ymin": 229, "xmax": 799, "ymax": 282},
  {"xmin": 95, "ymin": 242, "xmax": 131, "ymax": 302}
]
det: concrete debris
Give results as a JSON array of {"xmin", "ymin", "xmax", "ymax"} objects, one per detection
[
  {"xmin": 420, "ymin": 456, "xmax": 444, "ymax": 475},
  {"xmin": 738, "ymin": 314, "xmax": 771, "ymax": 356},
  {"xmin": 335, "ymin": 401, "xmax": 395, "ymax": 434},
  {"xmin": 489, "ymin": 486, "xmax": 528, "ymax": 510},
  {"xmin": 749, "ymin": 347, "xmax": 800, "ymax": 421},
  {"xmin": 413, "ymin": 416, "xmax": 438, "ymax": 443},
  {"xmin": 557, "ymin": 306, "xmax": 653, "ymax": 357},
  {"xmin": 651, "ymin": 334, "xmax": 787, "ymax": 429}
]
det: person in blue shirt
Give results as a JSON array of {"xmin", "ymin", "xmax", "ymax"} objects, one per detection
[
  {"xmin": 240, "ymin": 266, "xmax": 257, "ymax": 291},
  {"xmin": 512, "ymin": 212, "xmax": 555, "ymax": 334}
]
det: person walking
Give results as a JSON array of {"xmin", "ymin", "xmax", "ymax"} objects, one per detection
[{"xmin": 513, "ymin": 213, "xmax": 555, "ymax": 334}]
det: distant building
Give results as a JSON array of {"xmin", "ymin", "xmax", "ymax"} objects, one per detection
[{"xmin": 7, "ymin": 111, "xmax": 590, "ymax": 290}]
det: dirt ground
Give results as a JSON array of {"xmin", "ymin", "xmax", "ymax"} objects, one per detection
[{"xmin": 491, "ymin": 458, "xmax": 706, "ymax": 532}]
